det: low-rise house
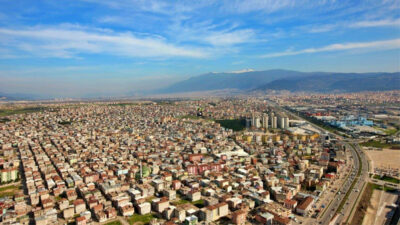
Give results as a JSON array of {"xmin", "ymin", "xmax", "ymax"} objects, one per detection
[
  {"xmin": 120, "ymin": 205, "xmax": 135, "ymax": 216},
  {"xmin": 283, "ymin": 199, "xmax": 298, "ymax": 211},
  {"xmin": 163, "ymin": 189, "xmax": 176, "ymax": 200},
  {"xmin": 296, "ymin": 196, "xmax": 314, "ymax": 216},
  {"xmin": 232, "ymin": 209, "xmax": 247, "ymax": 225},
  {"xmin": 76, "ymin": 216, "xmax": 87, "ymax": 225},
  {"xmin": 63, "ymin": 206, "xmax": 75, "ymax": 219},
  {"xmin": 66, "ymin": 189, "xmax": 78, "ymax": 201},
  {"xmin": 188, "ymin": 189, "xmax": 201, "ymax": 202},
  {"xmin": 136, "ymin": 202, "xmax": 151, "ymax": 215},
  {"xmin": 153, "ymin": 197, "xmax": 169, "ymax": 213},
  {"xmin": 255, "ymin": 212, "xmax": 274, "ymax": 225},
  {"xmin": 74, "ymin": 199, "xmax": 86, "ymax": 214}
]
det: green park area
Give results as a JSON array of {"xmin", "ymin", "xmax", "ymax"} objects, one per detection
[
  {"xmin": 369, "ymin": 183, "xmax": 397, "ymax": 192},
  {"xmin": 215, "ymin": 119, "xmax": 246, "ymax": 131},
  {"xmin": 373, "ymin": 175, "xmax": 400, "ymax": 184},
  {"xmin": 172, "ymin": 198, "xmax": 204, "ymax": 208},
  {"xmin": 384, "ymin": 128, "xmax": 398, "ymax": 135},
  {"xmin": 0, "ymin": 107, "xmax": 44, "ymax": 117},
  {"xmin": 192, "ymin": 199, "xmax": 205, "ymax": 208},
  {"xmin": 360, "ymin": 140, "xmax": 400, "ymax": 149},
  {"xmin": 105, "ymin": 221, "xmax": 123, "ymax": 225},
  {"xmin": 0, "ymin": 184, "xmax": 22, "ymax": 198},
  {"xmin": 172, "ymin": 198, "xmax": 190, "ymax": 205},
  {"xmin": 128, "ymin": 213, "xmax": 155, "ymax": 225}
]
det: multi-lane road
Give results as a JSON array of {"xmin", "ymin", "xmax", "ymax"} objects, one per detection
[
  {"xmin": 268, "ymin": 100, "xmax": 371, "ymax": 225},
  {"xmin": 317, "ymin": 142, "xmax": 359, "ymax": 225},
  {"xmin": 325, "ymin": 142, "xmax": 370, "ymax": 225}
]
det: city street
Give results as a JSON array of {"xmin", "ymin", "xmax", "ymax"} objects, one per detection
[{"xmin": 272, "ymin": 100, "xmax": 372, "ymax": 225}]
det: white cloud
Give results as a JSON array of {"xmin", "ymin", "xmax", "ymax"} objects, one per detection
[
  {"xmin": 0, "ymin": 26, "xmax": 207, "ymax": 58},
  {"xmin": 262, "ymin": 39, "xmax": 400, "ymax": 58},
  {"xmin": 222, "ymin": 0, "xmax": 339, "ymax": 14},
  {"xmin": 204, "ymin": 29, "xmax": 255, "ymax": 46},
  {"xmin": 168, "ymin": 18, "xmax": 256, "ymax": 47},
  {"xmin": 83, "ymin": 0, "xmax": 213, "ymax": 15},
  {"xmin": 223, "ymin": 0, "xmax": 296, "ymax": 13},
  {"xmin": 349, "ymin": 18, "xmax": 400, "ymax": 28},
  {"xmin": 297, "ymin": 18, "xmax": 400, "ymax": 34}
]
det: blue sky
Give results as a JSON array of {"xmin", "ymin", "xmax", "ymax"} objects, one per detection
[{"xmin": 0, "ymin": 0, "xmax": 399, "ymax": 97}]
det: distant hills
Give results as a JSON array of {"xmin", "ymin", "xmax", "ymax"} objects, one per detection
[
  {"xmin": 1, "ymin": 70, "xmax": 399, "ymax": 100},
  {"xmin": 157, "ymin": 70, "xmax": 400, "ymax": 94},
  {"xmin": 257, "ymin": 72, "xmax": 400, "ymax": 93},
  {"xmin": 156, "ymin": 69, "xmax": 304, "ymax": 93}
]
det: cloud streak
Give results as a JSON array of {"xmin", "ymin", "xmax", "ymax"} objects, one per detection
[
  {"xmin": 349, "ymin": 18, "xmax": 400, "ymax": 28},
  {"xmin": 303, "ymin": 18, "xmax": 400, "ymax": 34},
  {"xmin": 262, "ymin": 39, "xmax": 400, "ymax": 58},
  {"xmin": 0, "ymin": 26, "xmax": 207, "ymax": 58}
]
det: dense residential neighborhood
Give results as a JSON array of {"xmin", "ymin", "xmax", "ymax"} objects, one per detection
[{"xmin": 0, "ymin": 96, "xmax": 372, "ymax": 225}]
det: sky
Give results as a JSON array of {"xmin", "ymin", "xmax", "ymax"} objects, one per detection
[{"xmin": 0, "ymin": 0, "xmax": 399, "ymax": 97}]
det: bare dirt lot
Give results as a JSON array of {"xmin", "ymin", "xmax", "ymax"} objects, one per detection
[
  {"xmin": 350, "ymin": 183, "xmax": 374, "ymax": 225},
  {"xmin": 364, "ymin": 148, "xmax": 400, "ymax": 171},
  {"xmin": 362, "ymin": 189, "xmax": 380, "ymax": 225}
]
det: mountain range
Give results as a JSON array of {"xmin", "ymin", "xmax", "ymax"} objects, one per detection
[
  {"xmin": 157, "ymin": 70, "xmax": 400, "ymax": 94},
  {"xmin": 1, "ymin": 70, "xmax": 399, "ymax": 100}
]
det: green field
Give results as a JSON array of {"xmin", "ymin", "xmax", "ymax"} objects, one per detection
[
  {"xmin": 192, "ymin": 199, "xmax": 205, "ymax": 208},
  {"xmin": 369, "ymin": 183, "xmax": 397, "ymax": 192},
  {"xmin": 105, "ymin": 221, "xmax": 123, "ymax": 225},
  {"xmin": 373, "ymin": 175, "xmax": 400, "ymax": 184},
  {"xmin": 215, "ymin": 119, "xmax": 246, "ymax": 131},
  {"xmin": 0, "ymin": 184, "xmax": 21, "ymax": 198},
  {"xmin": 172, "ymin": 198, "xmax": 190, "ymax": 205},
  {"xmin": 0, "ymin": 107, "xmax": 45, "ymax": 117},
  {"xmin": 128, "ymin": 213, "xmax": 155, "ymax": 225},
  {"xmin": 384, "ymin": 128, "xmax": 398, "ymax": 136},
  {"xmin": 360, "ymin": 140, "xmax": 400, "ymax": 149}
]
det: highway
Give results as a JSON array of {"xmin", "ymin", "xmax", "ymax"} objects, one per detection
[
  {"xmin": 267, "ymin": 100, "xmax": 371, "ymax": 225},
  {"xmin": 317, "ymin": 142, "xmax": 359, "ymax": 225},
  {"xmin": 326, "ymin": 142, "xmax": 369, "ymax": 225}
]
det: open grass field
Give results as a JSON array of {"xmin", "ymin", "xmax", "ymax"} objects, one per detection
[
  {"xmin": 373, "ymin": 175, "xmax": 400, "ymax": 184},
  {"xmin": 105, "ymin": 221, "xmax": 123, "ymax": 225},
  {"xmin": 384, "ymin": 128, "xmax": 398, "ymax": 135},
  {"xmin": 361, "ymin": 140, "xmax": 400, "ymax": 149},
  {"xmin": 172, "ymin": 198, "xmax": 190, "ymax": 205},
  {"xmin": 0, "ymin": 107, "xmax": 44, "ymax": 117},
  {"xmin": 0, "ymin": 184, "xmax": 22, "ymax": 198},
  {"xmin": 128, "ymin": 213, "xmax": 155, "ymax": 225}
]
